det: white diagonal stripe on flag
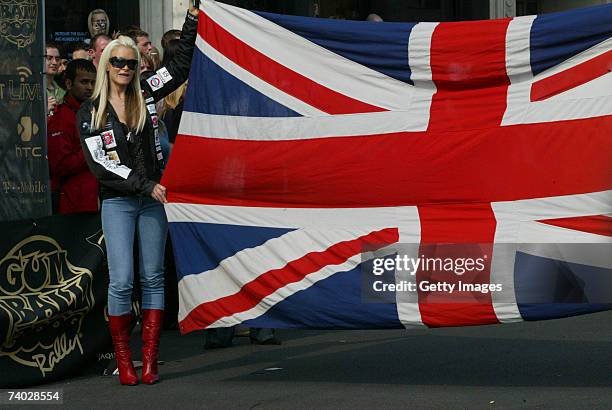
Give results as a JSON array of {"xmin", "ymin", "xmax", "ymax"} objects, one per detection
[
  {"xmin": 532, "ymin": 37, "xmax": 612, "ymax": 82},
  {"xmin": 503, "ymin": 17, "xmax": 612, "ymax": 126},
  {"xmin": 178, "ymin": 227, "xmax": 396, "ymax": 321},
  {"xmin": 208, "ymin": 252, "xmax": 371, "ymax": 328},
  {"xmin": 202, "ymin": 0, "xmax": 414, "ymax": 111},
  {"xmin": 195, "ymin": 35, "xmax": 326, "ymax": 116}
]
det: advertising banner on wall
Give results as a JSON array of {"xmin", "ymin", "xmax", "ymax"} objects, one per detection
[
  {"xmin": 0, "ymin": 213, "xmax": 111, "ymax": 388},
  {"xmin": 0, "ymin": 0, "xmax": 51, "ymax": 222}
]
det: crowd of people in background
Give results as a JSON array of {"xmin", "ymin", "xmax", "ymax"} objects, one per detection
[
  {"xmin": 44, "ymin": 6, "xmax": 383, "ymax": 215},
  {"xmin": 45, "ymin": 8, "xmax": 186, "ymax": 215}
]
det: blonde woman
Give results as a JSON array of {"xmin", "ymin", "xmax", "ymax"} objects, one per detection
[
  {"xmin": 87, "ymin": 9, "xmax": 110, "ymax": 37},
  {"xmin": 78, "ymin": 5, "xmax": 199, "ymax": 385}
]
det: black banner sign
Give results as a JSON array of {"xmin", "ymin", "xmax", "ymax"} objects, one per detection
[
  {"xmin": 0, "ymin": 0, "xmax": 51, "ymax": 222},
  {"xmin": 0, "ymin": 213, "xmax": 111, "ymax": 388}
]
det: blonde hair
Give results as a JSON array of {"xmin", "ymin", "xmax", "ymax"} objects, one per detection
[
  {"xmin": 150, "ymin": 46, "xmax": 161, "ymax": 70},
  {"xmin": 90, "ymin": 36, "xmax": 147, "ymax": 133},
  {"xmin": 140, "ymin": 52, "xmax": 154, "ymax": 73},
  {"xmin": 88, "ymin": 9, "xmax": 110, "ymax": 36},
  {"xmin": 159, "ymin": 81, "xmax": 188, "ymax": 117}
]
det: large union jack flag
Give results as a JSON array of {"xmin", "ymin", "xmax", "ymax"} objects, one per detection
[{"xmin": 162, "ymin": 0, "xmax": 612, "ymax": 334}]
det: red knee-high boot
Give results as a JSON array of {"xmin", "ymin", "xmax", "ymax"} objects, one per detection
[
  {"xmin": 108, "ymin": 314, "xmax": 139, "ymax": 386},
  {"xmin": 141, "ymin": 309, "xmax": 164, "ymax": 384}
]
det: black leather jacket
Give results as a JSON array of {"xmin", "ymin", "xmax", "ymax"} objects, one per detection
[{"xmin": 78, "ymin": 12, "xmax": 197, "ymax": 200}]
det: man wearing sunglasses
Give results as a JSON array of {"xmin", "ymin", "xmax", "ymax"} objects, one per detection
[{"xmin": 45, "ymin": 43, "xmax": 66, "ymax": 115}]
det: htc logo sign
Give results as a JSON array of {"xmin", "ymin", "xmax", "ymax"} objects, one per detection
[
  {"xmin": 15, "ymin": 116, "xmax": 42, "ymax": 157},
  {"xmin": 15, "ymin": 146, "xmax": 42, "ymax": 158}
]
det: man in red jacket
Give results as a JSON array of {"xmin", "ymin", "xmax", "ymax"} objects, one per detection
[{"xmin": 47, "ymin": 59, "xmax": 99, "ymax": 213}]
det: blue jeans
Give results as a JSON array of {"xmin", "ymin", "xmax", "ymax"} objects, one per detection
[{"xmin": 102, "ymin": 196, "xmax": 168, "ymax": 316}]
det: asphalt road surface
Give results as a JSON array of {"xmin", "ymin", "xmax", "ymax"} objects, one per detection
[{"xmin": 38, "ymin": 310, "xmax": 612, "ymax": 409}]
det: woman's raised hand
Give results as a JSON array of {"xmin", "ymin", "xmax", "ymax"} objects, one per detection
[{"xmin": 189, "ymin": 1, "xmax": 200, "ymax": 16}]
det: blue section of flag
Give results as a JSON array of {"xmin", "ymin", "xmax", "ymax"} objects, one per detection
[
  {"xmin": 244, "ymin": 264, "xmax": 404, "ymax": 329},
  {"xmin": 514, "ymin": 251, "xmax": 612, "ymax": 320},
  {"xmin": 255, "ymin": 11, "xmax": 416, "ymax": 85},
  {"xmin": 184, "ymin": 49, "xmax": 301, "ymax": 117},
  {"xmin": 170, "ymin": 222, "xmax": 295, "ymax": 279},
  {"xmin": 530, "ymin": 4, "xmax": 612, "ymax": 76},
  {"xmin": 518, "ymin": 303, "xmax": 612, "ymax": 321}
]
